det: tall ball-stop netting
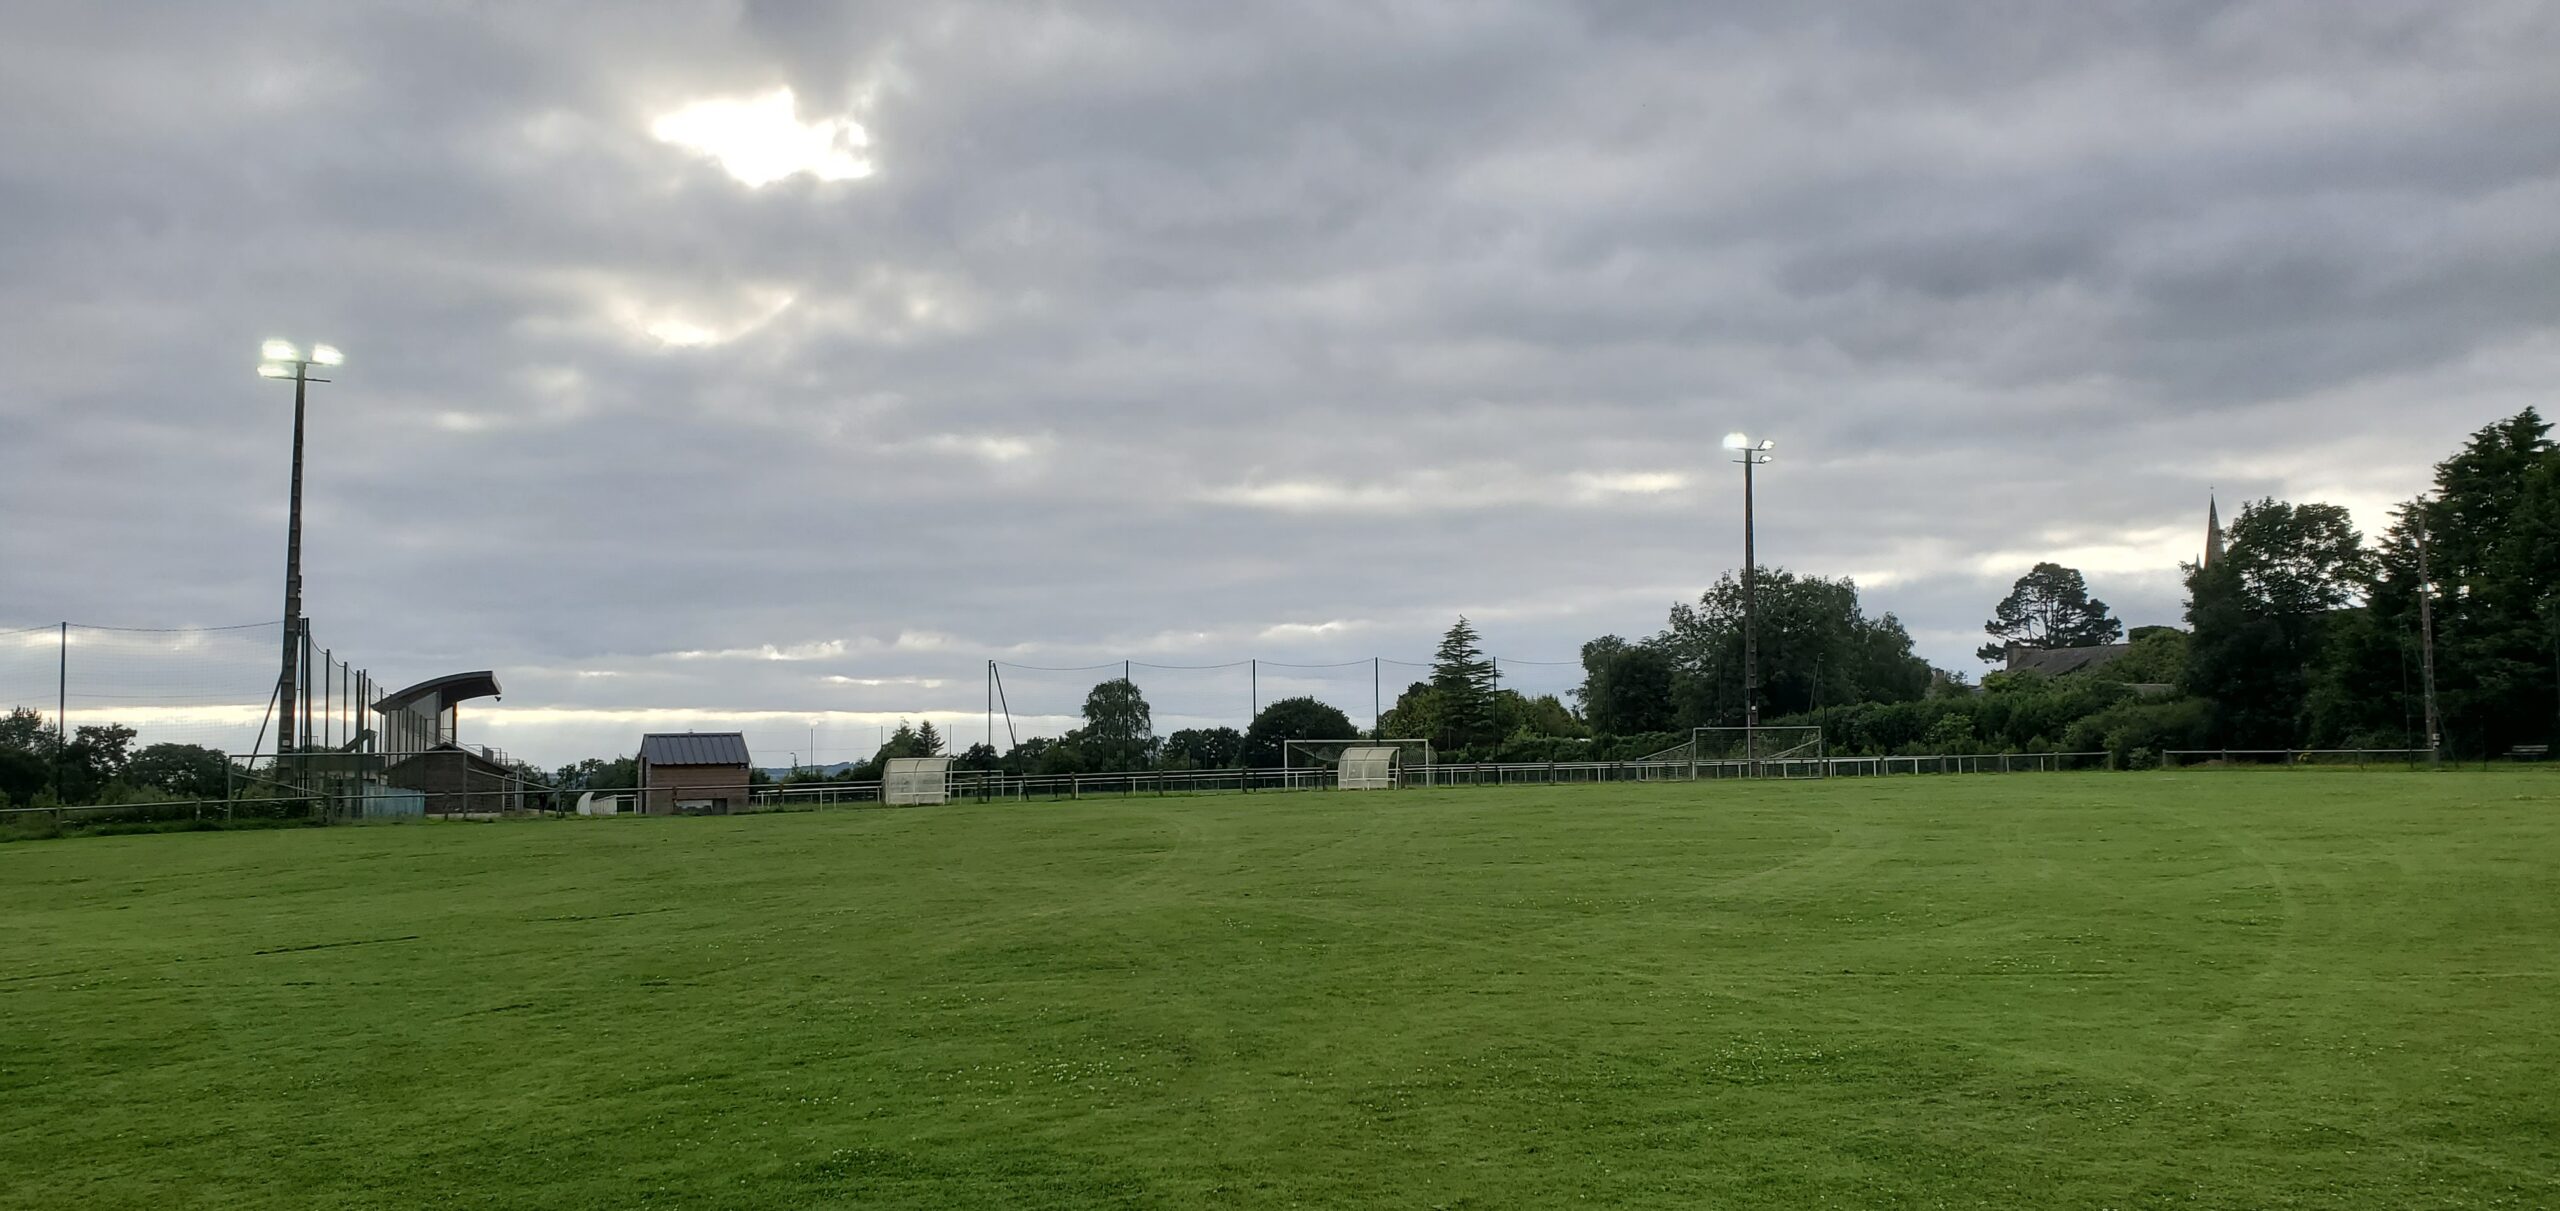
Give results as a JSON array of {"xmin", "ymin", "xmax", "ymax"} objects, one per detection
[
  {"xmin": 987, "ymin": 658, "xmax": 1392, "ymax": 756},
  {"xmin": 0, "ymin": 621, "xmax": 389, "ymax": 759}
]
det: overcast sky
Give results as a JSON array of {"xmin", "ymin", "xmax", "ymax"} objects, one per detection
[{"xmin": 4, "ymin": 1, "xmax": 2556, "ymax": 767}]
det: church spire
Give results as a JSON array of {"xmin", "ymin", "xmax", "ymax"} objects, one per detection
[{"xmin": 2203, "ymin": 493, "xmax": 2225, "ymax": 568}]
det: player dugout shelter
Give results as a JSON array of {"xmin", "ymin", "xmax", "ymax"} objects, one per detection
[{"xmin": 639, "ymin": 732, "xmax": 754, "ymax": 815}]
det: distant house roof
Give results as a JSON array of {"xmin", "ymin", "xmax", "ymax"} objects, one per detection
[
  {"xmin": 374, "ymin": 671, "xmax": 503, "ymax": 715},
  {"xmin": 639, "ymin": 732, "xmax": 752, "ymax": 767},
  {"xmin": 2003, "ymin": 643, "xmax": 2133, "ymax": 677}
]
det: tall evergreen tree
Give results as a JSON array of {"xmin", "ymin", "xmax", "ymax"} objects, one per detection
[
  {"xmin": 2319, "ymin": 410, "xmax": 2560, "ymax": 755},
  {"xmin": 1429, "ymin": 617, "xmax": 1499, "ymax": 750}
]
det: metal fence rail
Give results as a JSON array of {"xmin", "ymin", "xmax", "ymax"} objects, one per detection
[
  {"xmin": 2162, "ymin": 749, "xmax": 2433, "ymax": 768},
  {"xmin": 4, "ymin": 747, "xmax": 2143, "ymax": 833}
]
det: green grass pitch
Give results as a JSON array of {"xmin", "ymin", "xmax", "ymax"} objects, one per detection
[{"xmin": 3, "ymin": 772, "xmax": 2556, "ymax": 1208}]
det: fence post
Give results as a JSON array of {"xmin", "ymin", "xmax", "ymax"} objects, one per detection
[{"xmin": 1072, "ymin": 773, "xmax": 1081, "ymax": 800}]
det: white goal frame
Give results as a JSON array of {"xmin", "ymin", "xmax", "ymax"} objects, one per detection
[
  {"xmin": 884, "ymin": 756, "xmax": 953, "ymax": 805},
  {"xmin": 1693, "ymin": 726, "xmax": 1824, "ymax": 763},
  {"xmin": 1281, "ymin": 738, "xmax": 1435, "ymax": 790}
]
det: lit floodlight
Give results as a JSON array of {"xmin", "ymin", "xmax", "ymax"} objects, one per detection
[
  {"xmin": 309, "ymin": 343, "xmax": 343, "ymax": 366},
  {"xmin": 1758, "ymin": 439, "xmax": 1775, "ymax": 451},
  {"xmin": 258, "ymin": 362, "xmax": 294, "ymax": 379},
  {"xmin": 261, "ymin": 339, "xmax": 301, "ymax": 362},
  {"xmin": 1721, "ymin": 431, "xmax": 1750, "ymax": 450}
]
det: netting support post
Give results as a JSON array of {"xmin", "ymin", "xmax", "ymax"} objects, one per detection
[{"xmin": 54, "ymin": 621, "xmax": 67, "ymax": 801}]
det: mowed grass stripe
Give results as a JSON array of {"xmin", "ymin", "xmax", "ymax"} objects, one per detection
[{"xmin": 2, "ymin": 772, "xmax": 2556, "ymax": 1208}]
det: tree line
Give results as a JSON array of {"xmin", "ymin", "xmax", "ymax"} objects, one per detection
[
  {"xmin": 841, "ymin": 407, "xmax": 2552, "ymax": 772},
  {"xmin": 12, "ymin": 410, "xmax": 2552, "ymax": 811}
]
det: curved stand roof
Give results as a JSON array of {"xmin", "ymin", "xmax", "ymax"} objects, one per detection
[{"xmin": 373, "ymin": 671, "xmax": 503, "ymax": 715}]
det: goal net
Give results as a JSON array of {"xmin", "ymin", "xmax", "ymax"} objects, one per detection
[
  {"xmin": 884, "ymin": 756, "xmax": 953, "ymax": 805},
  {"xmin": 1642, "ymin": 727, "xmax": 1825, "ymax": 775},
  {"xmin": 1694, "ymin": 726, "xmax": 1823, "ymax": 763},
  {"xmin": 1281, "ymin": 738, "xmax": 1435, "ymax": 790}
]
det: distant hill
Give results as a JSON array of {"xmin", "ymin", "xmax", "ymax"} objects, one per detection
[{"xmin": 761, "ymin": 761, "xmax": 864, "ymax": 779}]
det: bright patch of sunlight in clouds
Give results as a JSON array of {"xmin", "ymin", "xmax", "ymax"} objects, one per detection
[{"xmin": 650, "ymin": 88, "xmax": 873, "ymax": 187}]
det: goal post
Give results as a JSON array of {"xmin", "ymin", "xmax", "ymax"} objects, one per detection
[
  {"xmin": 1692, "ymin": 726, "xmax": 1824, "ymax": 776},
  {"xmin": 1281, "ymin": 738, "xmax": 1435, "ymax": 790}
]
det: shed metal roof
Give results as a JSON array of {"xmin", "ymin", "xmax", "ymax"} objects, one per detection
[
  {"xmin": 639, "ymin": 732, "xmax": 752, "ymax": 767},
  {"xmin": 2003, "ymin": 644, "xmax": 2133, "ymax": 677}
]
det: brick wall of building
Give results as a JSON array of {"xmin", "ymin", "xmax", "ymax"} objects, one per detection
[{"xmin": 642, "ymin": 763, "xmax": 750, "ymax": 814}]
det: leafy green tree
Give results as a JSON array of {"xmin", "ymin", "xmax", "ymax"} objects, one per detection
[
  {"xmin": 1429, "ymin": 618, "xmax": 1499, "ymax": 750},
  {"xmin": 1577, "ymin": 637, "xmax": 1676, "ymax": 736},
  {"xmin": 2185, "ymin": 499, "xmax": 2372, "ymax": 747},
  {"xmin": 1242, "ymin": 697, "xmax": 1357, "ymax": 768},
  {"xmin": 1014, "ymin": 735, "xmax": 1088, "ymax": 775},
  {"xmin": 1378, "ymin": 682, "xmax": 1440, "ymax": 745},
  {"xmin": 1160, "ymin": 727, "xmax": 1243, "ymax": 769},
  {"xmin": 1495, "ymin": 691, "xmax": 1586, "ymax": 740},
  {"xmin": 0, "ymin": 749, "xmax": 45, "ymax": 807},
  {"xmin": 0, "ymin": 707, "xmax": 54, "ymax": 805},
  {"xmin": 1078, "ymin": 679, "xmax": 1154, "ymax": 770},
  {"xmin": 1, "ymin": 706, "xmax": 53, "ymax": 755},
  {"xmin": 1657, "ymin": 569, "xmax": 1931, "ymax": 724},
  {"xmin": 2378, "ymin": 411, "xmax": 2560, "ymax": 755},
  {"xmin": 1978, "ymin": 562, "xmax": 2123, "ymax": 662},
  {"xmin": 125, "ymin": 743, "xmax": 229, "ymax": 799},
  {"xmin": 55, "ymin": 723, "xmax": 136, "ymax": 803},
  {"xmin": 1919, "ymin": 712, "xmax": 1978, "ymax": 754},
  {"xmin": 554, "ymin": 756, "xmax": 637, "ymax": 790},
  {"xmin": 2094, "ymin": 627, "xmax": 2189, "ymax": 685},
  {"xmin": 954, "ymin": 742, "xmax": 1001, "ymax": 772},
  {"xmin": 836, "ymin": 720, "xmax": 941, "ymax": 782}
]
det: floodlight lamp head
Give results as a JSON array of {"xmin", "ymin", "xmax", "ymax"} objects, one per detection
[
  {"xmin": 309, "ymin": 343, "xmax": 343, "ymax": 366},
  {"xmin": 1757, "ymin": 438, "xmax": 1775, "ymax": 451},
  {"xmin": 261, "ymin": 339, "xmax": 301, "ymax": 362},
  {"xmin": 1721, "ymin": 431, "xmax": 1750, "ymax": 451},
  {"xmin": 258, "ymin": 362, "xmax": 294, "ymax": 379}
]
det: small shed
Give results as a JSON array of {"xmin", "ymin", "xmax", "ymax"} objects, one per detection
[{"xmin": 638, "ymin": 732, "xmax": 753, "ymax": 815}]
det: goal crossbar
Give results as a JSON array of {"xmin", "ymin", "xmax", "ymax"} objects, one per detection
[{"xmin": 1281, "ymin": 738, "xmax": 1436, "ymax": 769}]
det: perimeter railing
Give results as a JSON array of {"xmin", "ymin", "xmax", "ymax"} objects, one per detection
[
  {"xmin": 2161, "ymin": 749, "xmax": 2432, "ymax": 769},
  {"xmin": 0, "ymin": 747, "xmax": 2234, "ymax": 836}
]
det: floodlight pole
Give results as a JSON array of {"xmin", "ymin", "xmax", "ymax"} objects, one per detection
[
  {"xmin": 278, "ymin": 360, "xmax": 312, "ymax": 757},
  {"xmin": 1740, "ymin": 448, "xmax": 1761, "ymax": 732},
  {"xmin": 258, "ymin": 342, "xmax": 340, "ymax": 766},
  {"xmin": 2414, "ymin": 500, "xmax": 2443, "ymax": 767},
  {"xmin": 1736, "ymin": 444, "xmax": 1768, "ymax": 773}
]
